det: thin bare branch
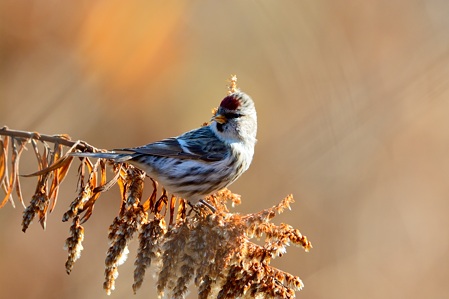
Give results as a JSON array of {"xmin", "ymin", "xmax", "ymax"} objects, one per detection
[{"xmin": 0, "ymin": 127, "xmax": 96, "ymax": 152}]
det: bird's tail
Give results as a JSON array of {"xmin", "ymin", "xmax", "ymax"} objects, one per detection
[{"xmin": 70, "ymin": 152, "xmax": 133, "ymax": 162}]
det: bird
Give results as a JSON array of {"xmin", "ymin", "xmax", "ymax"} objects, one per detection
[{"xmin": 71, "ymin": 90, "xmax": 257, "ymax": 209}]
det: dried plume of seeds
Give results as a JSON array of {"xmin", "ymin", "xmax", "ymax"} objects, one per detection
[
  {"xmin": 0, "ymin": 77, "xmax": 312, "ymax": 298},
  {"xmin": 103, "ymin": 166, "xmax": 148, "ymax": 294},
  {"xmin": 64, "ymin": 215, "xmax": 84, "ymax": 274}
]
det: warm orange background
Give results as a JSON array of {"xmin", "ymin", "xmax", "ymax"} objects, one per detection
[{"xmin": 1, "ymin": 1, "xmax": 449, "ymax": 298}]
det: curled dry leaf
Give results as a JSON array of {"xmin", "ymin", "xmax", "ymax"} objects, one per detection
[
  {"xmin": 0, "ymin": 139, "xmax": 6, "ymax": 184},
  {"xmin": 0, "ymin": 136, "xmax": 12, "ymax": 208},
  {"xmin": 10, "ymin": 139, "xmax": 27, "ymax": 208},
  {"xmin": 48, "ymin": 142, "xmax": 63, "ymax": 212},
  {"xmin": 13, "ymin": 140, "xmax": 28, "ymax": 208},
  {"xmin": 142, "ymin": 178, "xmax": 158, "ymax": 213},
  {"xmin": 169, "ymin": 195, "xmax": 176, "ymax": 226},
  {"xmin": 62, "ymin": 159, "xmax": 95, "ymax": 222},
  {"xmin": 79, "ymin": 159, "xmax": 106, "ymax": 224},
  {"xmin": 22, "ymin": 139, "xmax": 83, "ymax": 178}
]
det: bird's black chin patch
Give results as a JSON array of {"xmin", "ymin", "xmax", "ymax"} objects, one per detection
[{"xmin": 216, "ymin": 123, "xmax": 224, "ymax": 132}]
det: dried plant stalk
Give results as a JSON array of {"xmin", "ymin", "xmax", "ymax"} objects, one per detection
[{"xmin": 1, "ymin": 79, "xmax": 311, "ymax": 299}]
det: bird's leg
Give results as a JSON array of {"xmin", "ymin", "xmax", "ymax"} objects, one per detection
[
  {"xmin": 186, "ymin": 199, "xmax": 216, "ymax": 216},
  {"xmin": 199, "ymin": 199, "xmax": 216, "ymax": 213}
]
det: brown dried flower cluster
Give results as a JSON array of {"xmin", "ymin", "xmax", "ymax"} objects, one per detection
[
  {"xmin": 0, "ymin": 122, "xmax": 311, "ymax": 298},
  {"xmin": 151, "ymin": 191, "xmax": 311, "ymax": 299}
]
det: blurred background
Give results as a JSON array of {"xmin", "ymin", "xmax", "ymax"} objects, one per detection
[{"xmin": 1, "ymin": 1, "xmax": 449, "ymax": 298}]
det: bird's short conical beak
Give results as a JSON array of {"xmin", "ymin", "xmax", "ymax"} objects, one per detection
[{"xmin": 213, "ymin": 114, "xmax": 227, "ymax": 124}]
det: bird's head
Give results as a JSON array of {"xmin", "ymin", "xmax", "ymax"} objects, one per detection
[{"xmin": 210, "ymin": 91, "xmax": 257, "ymax": 145}]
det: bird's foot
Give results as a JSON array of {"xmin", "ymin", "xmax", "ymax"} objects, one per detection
[
  {"xmin": 186, "ymin": 199, "xmax": 216, "ymax": 216},
  {"xmin": 199, "ymin": 199, "xmax": 216, "ymax": 213}
]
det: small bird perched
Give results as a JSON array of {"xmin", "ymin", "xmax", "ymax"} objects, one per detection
[{"xmin": 72, "ymin": 91, "xmax": 257, "ymax": 209}]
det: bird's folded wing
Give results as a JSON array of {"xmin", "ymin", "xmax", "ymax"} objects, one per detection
[{"xmin": 115, "ymin": 128, "xmax": 228, "ymax": 162}]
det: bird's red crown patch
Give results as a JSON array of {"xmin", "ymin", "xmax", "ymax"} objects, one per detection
[{"xmin": 220, "ymin": 94, "xmax": 241, "ymax": 110}]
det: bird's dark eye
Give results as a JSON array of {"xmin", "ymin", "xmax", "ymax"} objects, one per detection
[{"xmin": 224, "ymin": 112, "xmax": 242, "ymax": 119}]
